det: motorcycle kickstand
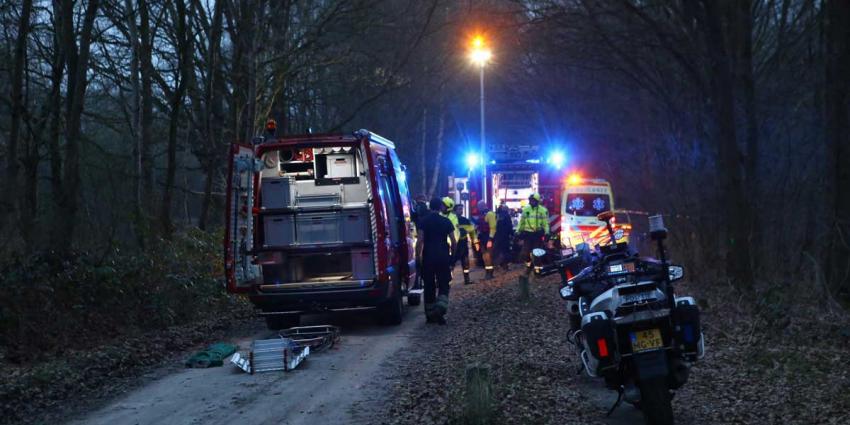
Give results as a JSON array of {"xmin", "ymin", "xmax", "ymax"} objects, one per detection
[{"xmin": 606, "ymin": 387, "xmax": 624, "ymax": 417}]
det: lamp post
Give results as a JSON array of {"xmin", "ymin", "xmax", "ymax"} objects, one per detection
[{"xmin": 469, "ymin": 36, "xmax": 491, "ymax": 204}]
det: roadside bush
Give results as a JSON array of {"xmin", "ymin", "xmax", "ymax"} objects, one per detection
[{"xmin": 0, "ymin": 229, "xmax": 247, "ymax": 363}]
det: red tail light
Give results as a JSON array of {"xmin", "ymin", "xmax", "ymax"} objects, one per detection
[{"xmin": 597, "ymin": 338, "xmax": 609, "ymax": 358}]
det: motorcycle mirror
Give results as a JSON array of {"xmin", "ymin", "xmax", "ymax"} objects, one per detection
[
  {"xmin": 532, "ymin": 248, "xmax": 547, "ymax": 258},
  {"xmin": 596, "ymin": 210, "xmax": 614, "ymax": 222},
  {"xmin": 668, "ymin": 265, "xmax": 684, "ymax": 281}
]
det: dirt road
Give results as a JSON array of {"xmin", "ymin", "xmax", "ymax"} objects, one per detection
[
  {"xmin": 67, "ymin": 270, "xmax": 651, "ymax": 425},
  {"xmin": 69, "ymin": 298, "xmax": 428, "ymax": 425}
]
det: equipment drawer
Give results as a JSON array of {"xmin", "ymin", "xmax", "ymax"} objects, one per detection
[
  {"xmin": 340, "ymin": 209, "xmax": 370, "ymax": 243},
  {"xmin": 297, "ymin": 212, "xmax": 341, "ymax": 244},
  {"xmin": 263, "ymin": 215, "xmax": 296, "ymax": 247},
  {"xmin": 261, "ymin": 177, "xmax": 294, "ymax": 210}
]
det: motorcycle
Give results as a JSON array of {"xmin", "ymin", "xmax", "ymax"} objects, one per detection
[{"xmin": 533, "ymin": 212, "xmax": 703, "ymax": 425}]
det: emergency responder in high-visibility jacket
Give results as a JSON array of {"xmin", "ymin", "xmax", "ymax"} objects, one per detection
[
  {"xmin": 518, "ymin": 193, "xmax": 549, "ymax": 274},
  {"xmin": 476, "ymin": 201, "xmax": 498, "ymax": 280},
  {"xmin": 452, "ymin": 204, "xmax": 476, "ymax": 285},
  {"xmin": 441, "ymin": 197, "xmax": 460, "ymax": 242}
]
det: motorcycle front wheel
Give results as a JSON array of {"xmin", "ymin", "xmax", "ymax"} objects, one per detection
[{"xmin": 638, "ymin": 378, "xmax": 673, "ymax": 425}]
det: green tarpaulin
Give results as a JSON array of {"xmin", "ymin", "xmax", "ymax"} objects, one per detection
[{"xmin": 185, "ymin": 342, "xmax": 239, "ymax": 368}]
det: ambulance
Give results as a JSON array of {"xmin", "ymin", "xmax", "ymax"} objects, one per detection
[{"xmin": 559, "ymin": 175, "xmax": 631, "ymax": 252}]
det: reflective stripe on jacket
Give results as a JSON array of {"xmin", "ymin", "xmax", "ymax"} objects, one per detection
[{"xmin": 457, "ymin": 215, "xmax": 476, "ymax": 242}]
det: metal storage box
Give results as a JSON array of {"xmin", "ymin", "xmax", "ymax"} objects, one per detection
[
  {"xmin": 325, "ymin": 154, "xmax": 356, "ymax": 178},
  {"xmin": 340, "ymin": 209, "xmax": 370, "ymax": 243},
  {"xmin": 261, "ymin": 177, "xmax": 294, "ymax": 210},
  {"xmin": 263, "ymin": 215, "xmax": 296, "ymax": 247},
  {"xmin": 297, "ymin": 212, "xmax": 340, "ymax": 244},
  {"xmin": 351, "ymin": 248, "xmax": 375, "ymax": 279}
]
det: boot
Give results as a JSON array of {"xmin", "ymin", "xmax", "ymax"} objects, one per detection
[
  {"xmin": 435, "ymin": 295, "xmax": 449, "ymax": 318},
  {"xmin": 485, "ymin": 269, "xmax": 494, "ymax": 280},
  {"xmin": 424, "ymin": 303, "xmax": 437, "ymax": 323},
  {"xmin": 464, "ymin": 272, "xmax": 472, "ymax": 285}
]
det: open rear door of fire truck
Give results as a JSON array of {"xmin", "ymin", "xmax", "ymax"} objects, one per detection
[{"xmin": 225, "ymin": 144, "xmax": 262, "ymax": 293}]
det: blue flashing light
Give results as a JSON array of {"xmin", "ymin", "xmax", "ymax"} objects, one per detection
[
  {"xmin": 465, "ymin": 152, "xmax": 482, "ymax": 170},
  {"xmin": 547, "ymin": 150, "xmax": 566, "ymax": 169},
  {"xmin": 526, "ymin": 159, "xmax": 541, "ymax": 164}
]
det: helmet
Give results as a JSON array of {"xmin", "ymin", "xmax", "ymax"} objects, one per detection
[
  {"xmin": 442, "ymin": 197, "xmax": 455, "ymax": 209},
  {"xmin": 530, "ymin": 193, "xmax": 541, "ymax": 202}
]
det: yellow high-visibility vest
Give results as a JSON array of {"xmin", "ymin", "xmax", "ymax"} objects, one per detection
[{"xmin": 518, "ymin": 204, "xmax": 549, "ymax": 234}]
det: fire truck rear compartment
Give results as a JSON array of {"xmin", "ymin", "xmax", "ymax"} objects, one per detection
[
  {"xmin": 260, "ymin": 249, "xmax": 375, "ymax": 284},
  {"xmin": 256, "ymin": 144, "xmax": 376, "ymax": 289}
]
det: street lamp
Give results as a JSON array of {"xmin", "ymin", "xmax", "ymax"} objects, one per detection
[{"xmin": 469, "ymin": 35, "xmax": 491, "ymax": 204}]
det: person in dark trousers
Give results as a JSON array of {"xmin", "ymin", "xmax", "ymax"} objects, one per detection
[
  {"xmin": 517, "ymin": 193, "xmax": 549, "ymax": 274},
  {"xmin": 476, "ymin": 201, "xmax": 498, "ymax": 279},
  {"xmin": 494, "ymin": 203, "xmax": 515, "ymax": 270},
  {"xmin": 452, "ymin": 204, "xmax": 476, "ymax": 285},
  {"xmin": 415, "ymin": 198, "xmax": 457, "ymax": 324}
]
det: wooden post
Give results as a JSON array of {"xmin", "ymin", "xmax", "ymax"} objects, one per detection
[
  {"xmin": 518, "ymin": 275, "xmax": 530, "ymax": 301},
  {"xmin": 464, "ymin": 363, "xmax": 493, "ymax": 424}
]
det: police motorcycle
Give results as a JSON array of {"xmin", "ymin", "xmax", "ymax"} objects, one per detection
[{"xmin": 533, "ymin": 212, "xmax": 703, "ymax": 425}]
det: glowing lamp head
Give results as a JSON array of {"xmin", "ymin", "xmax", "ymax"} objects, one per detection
[
  {"xmin": 470, "ymin": 48, "xmax": 492, "ymax": 66},
  {"xmin": 469, "ymin": 36, "xmax": 492, "ymax": 66},
  {"xmin": 568, "ymin": 174, "xmax": 582, "ymax": 185}
]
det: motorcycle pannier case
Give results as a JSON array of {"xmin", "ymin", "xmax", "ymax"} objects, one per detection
[
  {"xmin": 581, "ymin": 312, "xmax": 618, "ymax": 373},
  {"xmin": 672, "ymin": 297, "xmax": 702, "ymax": 361}
]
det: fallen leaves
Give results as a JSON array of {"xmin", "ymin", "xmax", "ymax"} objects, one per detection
[{"xmin": 380, "ymin": 272, "xmax": 850, "ymax": 425}]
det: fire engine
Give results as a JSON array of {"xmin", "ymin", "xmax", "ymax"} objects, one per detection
[
  {"xmin": 224, "ymin": 129, "xmax": 417, "ymax": 330},
  {"xmin": 465, "ymin": 145, "xmax": 565, "ymax": 241}
]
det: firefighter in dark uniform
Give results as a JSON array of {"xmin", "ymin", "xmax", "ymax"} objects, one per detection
[
  {"xmin": 452, "ymin": 204, "xmax": 476, "ymax": 285},
  {"xmin": 476, "ymin": 201, "xmax": 498, "ymax": 279},
  {"xmin": 415, "ymin": 198, "xmax": 457, "ymax": 324},
  {"xmin": 518, "ymin": 193, "xmax": 549, "ymax": 274}
]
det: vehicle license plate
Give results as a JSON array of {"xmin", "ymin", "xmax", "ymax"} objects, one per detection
[{"xmin": 630, "ymin": 328, "xmax": 663, "ymax": 352}]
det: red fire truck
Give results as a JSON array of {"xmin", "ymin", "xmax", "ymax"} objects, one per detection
[
  {"xmin": 466, "ymin": 145, "xmax": 565, "ymax": 242},
  {"xmin": 224, "ymin": 129, "xmax": 417, "ymax": 329}
]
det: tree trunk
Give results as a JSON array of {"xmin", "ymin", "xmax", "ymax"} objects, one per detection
[
  {"xmin": 20, "ymin": 146, "xmax": 39, "ymax": 246},
  {"xmin": 52, "ymin": 0, "xmax": 100, "ymax": 250},
  {"xmin": 198, "ymin": 161, "xmax": 216, "ymax": 231},
  {"xmin": 733, "ymin": 0, "xmax": 760, "ymax": 270},
  {"xmin": 426, "ymin": 103, "xmax": 445, "ymax": 198},
  {"xmin": 139, "ymin": 0, "xmax": 155, "ymax": 218},
  {"xmin": 4, "ymin": 0, "xmax": 33, "ymax": 230},
  {"xmin": 123, "ymin": 0, "xmax": 147, "ymax": 247},
  {"xmin": 699, "ymin": 0, "xmax": 754, "ymax": 285},
  {"xmin": 824, "ymin": 0, "xmax": 850, "ymax": 290},
  {"xmin": 160, "ymin": 0, "xmax": 192, "ymax": 239},
  {"xmin": 196, "ymin": 0, "xmax": 225, "ymax": 231}
]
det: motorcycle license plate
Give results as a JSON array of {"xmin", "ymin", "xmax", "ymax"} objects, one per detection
[{"xmin": 630, "ymin": 328, "xmax": 663, "ymax": 352}]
